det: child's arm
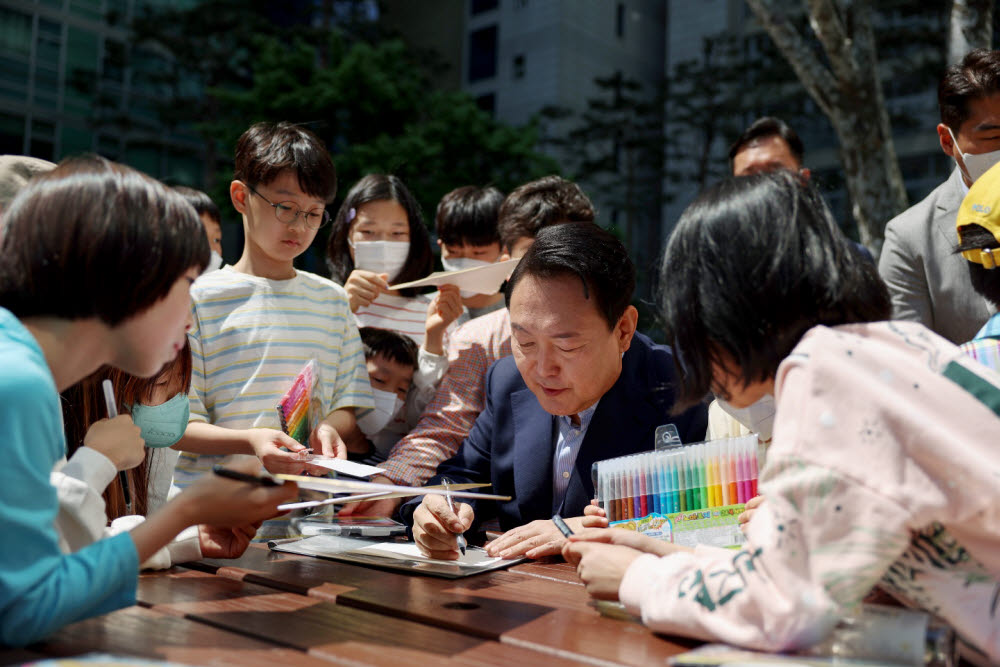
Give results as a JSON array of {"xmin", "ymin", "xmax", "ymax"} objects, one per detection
[
  {"xmin": 178, "ymin": 422, "xmax": 330, "ymax": 475},
  {"xmin": 424, "ymin": 284, "xmax": 463, "ymax": 355}
]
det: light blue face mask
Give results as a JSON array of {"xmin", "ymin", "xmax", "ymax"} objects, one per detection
[{"xmin": 128, "ymin": 392, "xmax": 190, "ymax": 448}]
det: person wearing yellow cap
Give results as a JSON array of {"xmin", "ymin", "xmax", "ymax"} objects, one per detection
[{"xmin": 957, "ymin": 159, "xmax": 1000, "ymax": 370}]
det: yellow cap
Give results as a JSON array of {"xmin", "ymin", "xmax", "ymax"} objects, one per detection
[{"xmin": 957, "ymin": 160, "xmax": 1000, "ymax": 268}]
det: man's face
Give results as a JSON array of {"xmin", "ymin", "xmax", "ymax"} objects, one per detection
[
  {"xmin": 509, "ymin": 273, "xmax": 637, "ymax": 416},
  {"xmin": 938, "ymin": 93, "xmax": 1000, "ymax": 185},
  {"xmin": 732, "ymin": 135, "xmax": 804, "ymax": 177}
]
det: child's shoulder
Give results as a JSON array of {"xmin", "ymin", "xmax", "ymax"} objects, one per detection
[{"xmin": 190, "ymin": 266, "xmax": 258, "ymax": 299}]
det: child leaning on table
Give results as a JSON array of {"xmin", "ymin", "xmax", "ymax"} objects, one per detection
[
  {"xmin": 565, "ymin": 171, "xmax": 1000, "ymax": 666},
  {"xmin": 0, "ymin": 156, "xmax": 296, "ymax": 647},
  {"xmin": 172, "ymin": 121, "xmax": 374, "ymax": 491}
]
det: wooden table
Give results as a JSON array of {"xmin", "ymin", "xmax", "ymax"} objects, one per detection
[{"xmin": 8, "ymin": 544, "xmax": 700, "ymax": 666}]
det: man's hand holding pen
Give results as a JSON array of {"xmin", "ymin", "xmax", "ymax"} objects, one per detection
[{"xmin": 412, "ymin": 487, "xmax": 474, "ymax": 560}]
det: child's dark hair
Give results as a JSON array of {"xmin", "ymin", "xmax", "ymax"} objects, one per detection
[
  {"xmin": 435, "ymin": 185, "xmax": 504, "ymax": 248},
  {"xmin": 326, "ymin": 174, "xmax": 433, "ymax": 297},
  {"xmin": 957, "ymin": 223, "xmax": 1000, "ymax": 308},
  {"xmin": 359, "ymin": 327, "xmax": 419, "ymax": 370},
  {"xmin": 173, "ymin": 185, "xmax": 221, "ymax": 224},
  {"xmin": 659, "ymin": 171, "xmax": 890, "ymax": 409},
  {"xmin": 234, "ymin": 121, "xmax": 337, "ymax": 203},
  {"xmin": 61, "ymin": 340, "xmax": 193, "ymax": 519},
  {"xmin": 0, "ymin": 155, "xmax": 209, "ymax": 325},
  {"xmin": 497, "ymin": 176, "xmax": 595, "ymax": 251},
  {"xmin": 505, "ymin": 222, "xmax": 635, "ymax": 330}
]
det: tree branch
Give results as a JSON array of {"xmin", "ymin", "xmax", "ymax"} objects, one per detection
[{"xmin": 745, "ymin": 0, "xmax": 838, "ymax": 117}]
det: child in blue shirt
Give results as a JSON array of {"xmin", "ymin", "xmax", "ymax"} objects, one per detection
[{"xmin": 0, "ymin": 155, "xmax": 297, "ymax": 646}]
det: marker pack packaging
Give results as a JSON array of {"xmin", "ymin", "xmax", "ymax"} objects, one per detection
[
  {"xmin": 276, "ymin": 359, "xmax": 323, "ymax": 446},
  {"xmin": 593, "ymin": 434, "xmax": 761, "ymax": 548}
]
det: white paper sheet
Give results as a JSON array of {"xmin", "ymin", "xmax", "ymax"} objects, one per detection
[
  {"xmin": 305, "ymin": 456, "xmax": 384, "ymax": 478},
  {"xmin": 353, "ymin": 541, "xmax": 505, "ymax": 567},
  {"xmin": 387, "ymin": 258, "xmax": 519, "ymax": 294}
]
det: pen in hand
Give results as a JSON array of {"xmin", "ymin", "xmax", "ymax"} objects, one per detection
[
  {"xmin": 213, "ymin": 465, "xmax": 282, "ymax": 487},
  {"xmin": 552, "ymin": 514, "xmax": 574, "ymax": 538},
  {"xmin": 441, "ymin": 477, "xmax": 467, "ymax": 556},
  {"xmin": 102, "ymin": 379, "xmax": 132, "ymax": 515}
]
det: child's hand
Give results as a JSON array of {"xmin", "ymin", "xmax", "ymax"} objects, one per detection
[
  {"xmin": 82, "ymin": 415, "xmax": 146, "ymax": 471},
  {"xmin": 562, "ymin": 542, "xmax": 642, "ymax": 601},
  {"xmin": 738, "ymin": 494, "xmax": 765, "ymax": 532},
  {"xmin": 309, "ymin": 422, "xmax": 347, "ymax": 460},
  {"xmin": 175, "ymin": 460, "xmax": 298, "ymax": 527},
  {"xmin": 345, "ymin": 270, "xmax": 389, "ymax": 312},
  {"xmin": 566, "ymin": 527, "xmax": 689, "ymax": 558},
  {"xmin": 197, "ymin": 521, "xmax": 261, "ymax": 559},
  {"xmin": 246, "ymin": 428, "xmax": 333, "ymax": 475},
  {"xmin": 424, "ymin": 284, "xmax": 463, "ymax": 355}
]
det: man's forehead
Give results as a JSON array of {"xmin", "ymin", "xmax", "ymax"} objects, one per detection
[{"xmin": 510, "ymin": 273, "xmax": 601, "ymax": 326}]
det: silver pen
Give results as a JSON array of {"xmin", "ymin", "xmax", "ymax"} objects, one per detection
[{"xmin": 441, "ymin": 477, "xmax": 467, "ymax": 556}]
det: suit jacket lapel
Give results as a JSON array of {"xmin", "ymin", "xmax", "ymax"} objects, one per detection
[
  {"xmin": 561, "ymin": 345, "xmax": 663, "ymax": 515},
  {"xmin": 933, "ymin": 168, "xmax": 965, "ymax": 243},
  {"xmin": 511, "ymin": 387, "xmax": 555, "ymax": 522}
]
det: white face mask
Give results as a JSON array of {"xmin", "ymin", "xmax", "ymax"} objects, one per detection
[
  {"xmin": 356, "ymin": 388, "xmax": 404, "ymax": 437},
  {"xmin": 441, "ymin": 256, "xmax": 494, "ymax": 297},
  {"xmin": 948, "ymin": 127, "xmax": 1000, "ymax": 183},
  {"xmin": 715, "ymin": 393, "xmax": 776, "ymax": 442},
  {"xmin": 352, "ymin": 240, "xmax": 410, "ymax": 283},
  {"xmin": 202, "ymin": 250, "xmax": 224, "ymax": 275}
]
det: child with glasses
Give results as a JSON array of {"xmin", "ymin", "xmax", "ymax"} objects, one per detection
[{"xmin": 172, "ymin": 123, "xmax": 374, "ymax": 536}]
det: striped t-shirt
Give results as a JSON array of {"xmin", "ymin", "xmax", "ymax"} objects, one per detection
[{"xmin": 174, "ymin": 267, "xmax": 374, "ymax": 487}]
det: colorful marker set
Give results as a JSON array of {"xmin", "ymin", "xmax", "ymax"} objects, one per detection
[
  {"xmin": 276, "ymin": 360, "xmax": 319, "ymax": 446},
  {"xmin": 595, "ymin": 436, "xmax": 759, "ymax": 523}
]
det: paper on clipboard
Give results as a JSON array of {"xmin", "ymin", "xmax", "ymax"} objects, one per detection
[
  {"xmin": 305, "ymin": 456, "xmax": 385, "ymax": 478},
  {"xmin": 275, "ymin": 474, "xmax": 510, "ymax": 502},
  {"xmin": 387, "ymin": 258, "xmax": 519, "ymax": 295},
  {"xmin": 276, "ymin": 481, "xmax": 493, "ymax": 512}
]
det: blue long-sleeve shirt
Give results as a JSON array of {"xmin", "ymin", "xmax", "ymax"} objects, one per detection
[{"xmin": 0, "ymin": 308, "xmax": 138, "ymax": 647}]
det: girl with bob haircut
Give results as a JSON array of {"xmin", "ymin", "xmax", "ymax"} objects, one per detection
[
  {"xmin": 564, "ymin": 171, "xmax": 1000, "ymax": 664},
  {"xmin": 0, "ymin": 156, "xmax": 297, "ymax": 646}
]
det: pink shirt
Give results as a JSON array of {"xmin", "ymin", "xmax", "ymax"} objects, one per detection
[
  {"xmin": 380, "ymin": 308, "xmax": 511, "ymax": 486},
  {"xmin": 619, "ymin": 322, "xmax": 1000, "ymax": 663}
]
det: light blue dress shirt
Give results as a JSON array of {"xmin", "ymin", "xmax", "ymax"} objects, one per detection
[{"xmin": 552, "ymin": 400, "xmax": 600, "ymax": 512}]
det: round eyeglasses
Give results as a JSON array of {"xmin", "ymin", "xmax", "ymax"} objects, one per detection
[{"xmin": 245, "ymin": 183, "xmax": 330, "ymax": 230}]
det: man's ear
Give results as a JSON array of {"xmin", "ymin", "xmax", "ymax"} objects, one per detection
[
  {"xmin": 230, "ymin": 180, "xmax": 249, "ymax": 214},
  {"xmin": 937, "ymin": 123, "xmax": 957, "ymax": 158},
  {"xmin": 616, "ymin": 305, "xmax": 639, "ymax": 353}
]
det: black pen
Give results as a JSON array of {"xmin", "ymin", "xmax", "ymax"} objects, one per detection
[
  {"xmin": 552, "ymin": 514, "xmax": 574, "ymax": 538},
  {"xmin": 213, "ymin": 465, "xmax": 281, "ymax": 487},
  {"xmin": 102, "ymin": 380, "xmax": 132, "ymax": 514}
]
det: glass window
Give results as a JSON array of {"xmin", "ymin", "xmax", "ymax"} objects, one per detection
[
  {"xmin": 0, "ymin": 55, "xmax": 28, "ymax": 101},
  {"xmin": 65, "ymin": 27, "xmax": 99, "ymax": 113},
  {"xmin": 475, "ymin": 92, "xmax": 495, "ymax": 114},
  {"xmin": 470, "ymin": 0, "xmax": 499, "ymax": 15},
  {"xmin": 616, "ymin": 3, "xmax": 625, "ymax": 38},
  {"xmin": 512, "ymin": 53, "xmax": 525, "ymax": 79},
  {"xmin": 30, "ymin": 119, "xmax": 56, "ymax": 161},
  {"xmin": 70, "ymin": 0, "xmax": 103, "ymax": 21},
  {"xmin": 125, "ymin": 144, "xmax": 160, "ymax": 176},
  {"xmin": 0, "ymin": 111, "xmax": 24, "ymax": 154},
  {"xmin": 33, "ymin": 66, "xmax": 59, "ymax": 105},
  {"xmin": 0, "ymin": 7, "xmax": 32, "ymax": 57},
  {"xmin": 60, "ymin": 125, "xmax": 92, "ymax": 157},
  {"xmin": 36, "ymin": 19, "xmax": 62, "ymax": 66},
  {"xmin": 468, "ymin": 25, "xmax": 498, "ymax": 82},
  {"xmin": 103, "ymin": 39, "xmax": 125, "ymax": 83}
]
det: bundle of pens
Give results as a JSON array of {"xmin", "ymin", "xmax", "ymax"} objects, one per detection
[
  {"xmin": 593, "ymin": 435, "xmax": 760, "ymax": 549},
  {"xmin": 276, "ymin": 359, "xmax": 320, "ymax": 446}
]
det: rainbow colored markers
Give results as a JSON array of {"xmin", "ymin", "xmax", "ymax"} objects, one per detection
[
  {"xmin": 276, "ymin": 359, "xmax": 319, "ymax": 446},
  {"xmin": 594, "ymin": 435, "xmax": 760, "ymax": 522}
]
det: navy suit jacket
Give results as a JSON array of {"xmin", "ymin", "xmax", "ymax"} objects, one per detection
[{"xmin": 401, "ymin": 332, "xmax": 707, "ymax": 535}]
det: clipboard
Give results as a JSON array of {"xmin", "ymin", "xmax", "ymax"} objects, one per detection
[{"xmin": 269, "ymin": 534, "xmax": 525, "ymax": 579}]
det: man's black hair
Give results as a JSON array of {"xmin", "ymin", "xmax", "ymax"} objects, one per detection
[
  {"xmin": 939, "ymin": 49, "xmax": 1000, "ymax": 131},
  {"xmin": 505, "ymin": 221, "xmax": 635, "ymax": 330},
  {"xmin": 728, "ymin": 116, "xmax": 805, "ymax": 165},
  {"xmin": 659, "ymin": 171, "xmax": 890, "ymax": 409}
]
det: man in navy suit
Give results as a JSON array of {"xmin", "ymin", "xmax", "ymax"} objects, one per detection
[{"xmin": 402, "ymin": 222, "xmax": 707, "ymax": 560}]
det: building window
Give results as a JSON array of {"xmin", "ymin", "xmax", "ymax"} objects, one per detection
[
  {"xmin": 514, "ymin": 0, "xmax": 528, "ymax": 8},
  {"xmin": 475, "ymin": 93, "xmax": 496, "ymax": 115},
  {"xmin": 470, "ymin": 0, "xmax": 498, "ymax": 15},
  {"xmin": 512, "ymin": 53, "xmax": 525, "ymax": 79},
  {"xmin": 468, "ymin": 25, "xmax": 498, "ymax": 82},
  {"xmin": 616, "ymin": 2, "xmax": 625, "ymax": 38}
]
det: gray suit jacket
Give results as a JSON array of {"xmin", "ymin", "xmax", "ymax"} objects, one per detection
[{"xmin": 878, "ymin": 168, "xmax": 994, "ymax": 344}]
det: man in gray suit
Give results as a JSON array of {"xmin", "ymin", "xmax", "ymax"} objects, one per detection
[{"xmin": 879, "ymin": 50, "xmax": 1000, "ymax": 344}]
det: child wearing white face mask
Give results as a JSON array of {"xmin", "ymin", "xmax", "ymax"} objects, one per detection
[
  {"xmin": 57, "ymin": 342, "xmax": 256, "ymax": 570},
  {"xmin": 328, "ymin": 175, "xmax": 465, "ymax": 418},
  {"xmin": 434, "ymin": 185, "xmax": 507, "ymax": 320},
  {"xmin": 339, "ymin": 327, "xmax": 430, "ymax": 464}
]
